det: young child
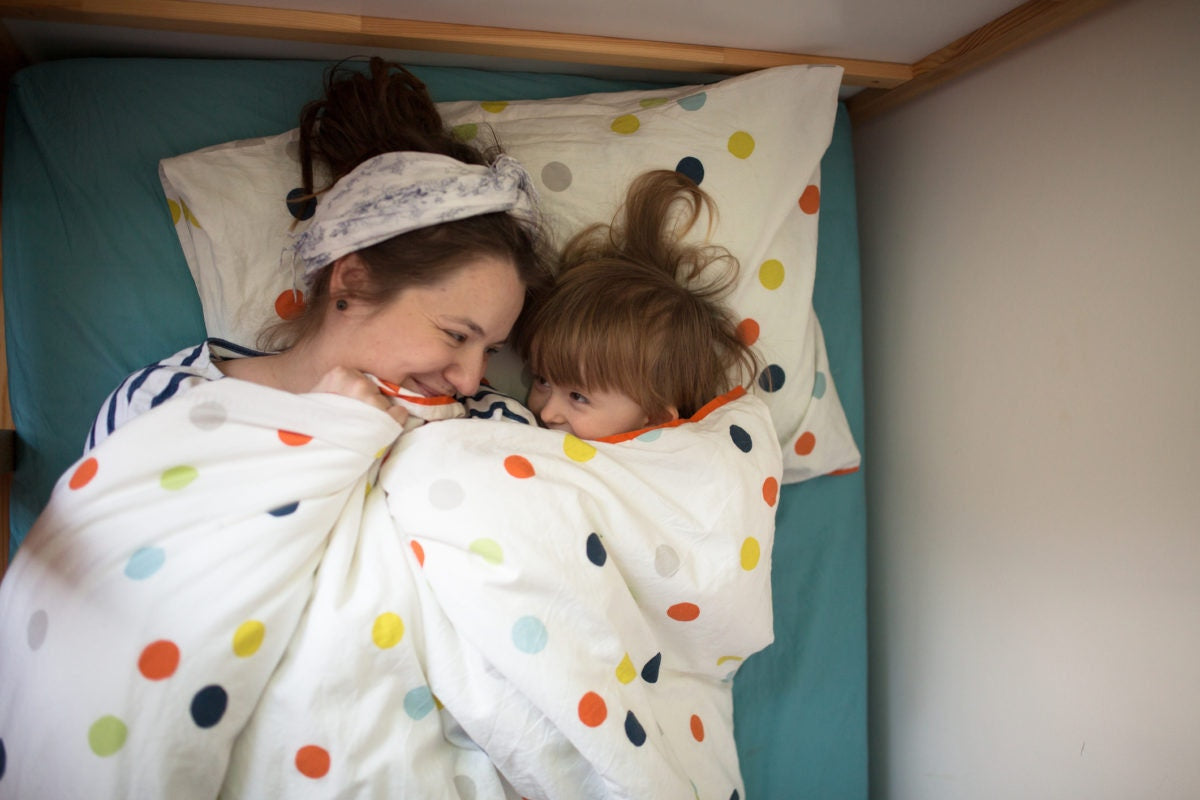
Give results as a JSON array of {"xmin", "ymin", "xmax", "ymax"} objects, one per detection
[{"xmin": 518, "ymin": 169, "xmax": 759, "ymax": 440}]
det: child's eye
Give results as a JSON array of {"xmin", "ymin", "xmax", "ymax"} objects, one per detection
[
  {"xmin": 569, "ymin": 392, "xmax": 590, "ymax": 405},
  {"xmin": 532, "ymin": 375, "xmax": 550, "ymax": 390}
]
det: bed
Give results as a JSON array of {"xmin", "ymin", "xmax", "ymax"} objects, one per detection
[{"xmin": 0, "ymin": 2, "xmax": 1115, "ymax": 797}]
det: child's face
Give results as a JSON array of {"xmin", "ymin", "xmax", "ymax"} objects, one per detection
[{"xmin": 527, "ymin": 376, "xmax": 652, "ymax": 440}]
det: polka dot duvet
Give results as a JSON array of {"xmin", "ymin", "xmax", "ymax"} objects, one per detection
[{"xmin": 0, "ymin": 378, "xmax": 781, "ymax": 799}]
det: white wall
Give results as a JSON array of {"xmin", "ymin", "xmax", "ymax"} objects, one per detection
[{"xmin": 853, "ymin": 0, "xmax": 1200, "ymax": 798}]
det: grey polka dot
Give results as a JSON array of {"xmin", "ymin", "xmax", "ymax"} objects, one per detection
[
  {"xmin": 27, "ymin": 609, "xmax": 48, "ymax": 650},
  {"xmin": 654, "ymin": 545, "xmax": 680, "ymax": 577},
  {"xmin": 429, "ymin": 479, "xmax": 465, "ymax": 510},
  {"xmin": 541, "ymin": 161, "xmax": 573, "ymax": 192},
  {"xmin": 189, "ymin": 401, "xmax": 228, "ymax": 431},
  {"xmin": 453, "ymin": 774, "xmax": 476, "ymax": 800}
]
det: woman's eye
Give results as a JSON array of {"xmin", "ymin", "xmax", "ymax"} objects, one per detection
[
  {"xmin": 444, "ymin": 330, "xmax": 467, "ymax": 344},
  {"xmin": 485, "ymin": 346, "xmax": 501, "ymax": 357}
]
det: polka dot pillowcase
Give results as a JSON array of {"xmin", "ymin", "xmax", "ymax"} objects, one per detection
[{"xmin": 159, "ymin": 64, "xmax": 860, "ymax": 483}]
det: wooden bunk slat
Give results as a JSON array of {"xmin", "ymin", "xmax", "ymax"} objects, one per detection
[
  {"xmin": 0, "ymin": 0, "xmax": 912, "ymax": 88},
  {"xmin": 847, "ymin": 0, "xmax": 1127, "ymax": 124}
]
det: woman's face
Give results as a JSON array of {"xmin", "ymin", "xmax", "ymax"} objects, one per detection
[{"xmin": 337, "ymin": 254, "xmax": 526, "ymax": 398}]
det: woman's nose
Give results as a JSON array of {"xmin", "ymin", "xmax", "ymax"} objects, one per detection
[{"xmin": 446, "ymin": 353, "xmax": 486, "ymax": 396}]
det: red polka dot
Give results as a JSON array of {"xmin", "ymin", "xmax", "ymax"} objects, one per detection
[
  {"xmin": 274, "ymin": 289, "xmax": 306, "ymax": 321},
  {"xmin": 799, "ymin": 184, "xmax": 820, "ymax": 214},
  {"xmin": 578, "ymin": 691, "xmax": 607, "ymax": 727},
  {"xmin": 794, "ymin": 431, "xmax": 816, "ymax": 456},
  {"xmin": 736, "ymin": 318, "xmax": 760, "ymax": 346},
  {"xmin": 278, "ymin": 430, "xmax": 313, "ymax": 447},
  {"xmin": 295, "ymin": 745, "xmax": 330, "ymax": 779},
  {"xmin": 69, "ymin": 457, "xmax": 99, "ymax": 490},
  {"xmin": 138, "ymin": 640, "xmax": 180, "ymax": 680},
  {"xmin": 690, "ymin": 714, "xmax": 705, "ymax": 741},
  {"xmin": 504, "ymin": 455, "xmax": 535, "ymax": 479},
  {"xmin": 762, "ymin": 476, "xmax": 779, "ymax": 507},
  {"xmin": 410, "ymin": 540, "xmax": 425, "ymax": 566},
  {"xmin": 667, "ymin": 602, "xmax": 701, "ymax": 621}
]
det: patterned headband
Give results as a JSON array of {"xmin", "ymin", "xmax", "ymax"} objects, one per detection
[{"xmin": 294, "ymin": 151, "xmax": 540, "ymax": 281}]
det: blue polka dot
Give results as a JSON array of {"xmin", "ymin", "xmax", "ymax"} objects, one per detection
[
  {"xmin": 124, "ymin": 547, "xmax": 165, "ymax": 580},
  {"xmin": 678, "ymin": 92, "xmax": 707, "ymax": 111},
  {"xmin": 729, "ymin": 425, "xmax": 753, "ymax": 453},
  {"xmin": 285, "ymin": 188, "xmax": 316, "ymax": 221},
  {"xmin": 512, "ymin": 616, "xmax": 548, "ymax": 654},
  {"xmin": 0, "ymin": 736, "xmax": 6, "ymax": 780},
  {"xmin": 813, "ymin": 371, "xmax": 828, "ymax": 399},
  {"xmin": 190, "ymin": 685, "xmax": 227, "ymax": 729},
  {"xmin": 758, "ymin": 364, "xmax": 786, "ymax": 392},
  {"xmin": 730, "ymin": 791, "xmax": 740, "ymax": 800},
  {"xmin": 624, "ymin": 711, "xmax": 647, "ymax": 746},
  {"xmin": 268, "ymin": 501, "xmax": 299, "ymax": 517},
  {"xmin": 641, "ymin": 653, "xmax": 661, "ymax": 683},
  {"xmin": 636, "ymin": 429, "xmax": 663, "ymax": 442},
  {"xmin": 586, "ymin": 533, "xmax": 607, "ymax": 566},
  {"xmin": 675, "ymin": 156, "xmax": 704, "ymax": 185},
  {"xmin": 404, "ymin": 686, "xmax": 435, "ymax": 719}
]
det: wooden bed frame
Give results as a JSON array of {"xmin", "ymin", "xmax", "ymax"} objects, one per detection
[{"xmin": 0, "ymin": 0, "xmax": 1123, "ymax": 574}]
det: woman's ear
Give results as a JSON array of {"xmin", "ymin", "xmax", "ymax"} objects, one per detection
[{"xmin": 328, "ymin": 253, "xmax": 368, "ymax": 297}]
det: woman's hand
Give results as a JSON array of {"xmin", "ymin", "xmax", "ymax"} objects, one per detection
[{"xmin": 310, "ymin": 366, "xmax": 410, "ymax": 427}]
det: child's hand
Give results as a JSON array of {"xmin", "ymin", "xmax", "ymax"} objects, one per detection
[{"xmin": 310, "ymin": 366, "xmax": 410, "ymax": 427}]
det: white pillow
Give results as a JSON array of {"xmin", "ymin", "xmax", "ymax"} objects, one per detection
[{"xmin": 159, "ymin": 65, "xmax": 860, "ymax": 483}]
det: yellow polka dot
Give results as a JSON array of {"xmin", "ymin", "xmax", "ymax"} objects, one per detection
[
  {"xmin": 167, "ymin": 198, "xmax": 181, "ymax": 224},
  {"xmin": 717, "ymin": 655, "xmax": 744, "ymax": 666},
  {"xmin": 181, "ymin": 201, "xmax": 201, "ymax": 228},
  {"xmin": 728, "ymin": 131, "xmax": 756, "ymax": 159},
  {"xmin": 740, "ymin": 537, "xmax": 761, "ymax": 570},
  {"xmin": 372, "ymin": 612, "xmax": 405, "ymax": 649},
  {"xmin": 161, "ymin": 465, "xmax": 198, "ymax": 491},
  {"xmin": 758, "ymin": 259, "xmax": 785, "ymax": 290},
  {"xmin": 639, "ymin": 97, "xmax": 669, "ymax": 108},
  {"xmin": 616, "ymin": 653, "xmax": 637, "ymax": 684},
  {"xmin": 452, "ymin": 122, "xmax": 479, "ymax": 141},
  {"xmin": 470, "ymin": 538, "xmax": 504, "ymax": 565},
  {"xmin": 611, "ymin": 114, "xmax": 640, "ymax": 134},
  {"xmin": 480, "ymin": 101, "xmax": 508, "ymax": 113},
  {"xmin": 563, "ymin": 435, "xmax": 597, "ymax": 463},
  {"xmin": 233, "ymin": 620, "xmax": 265, "ymax": 657}
]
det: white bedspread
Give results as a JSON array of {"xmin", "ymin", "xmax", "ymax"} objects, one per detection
[{"xmin": 0, "ymin": 378, "xmax": 781, "ymax": 800}]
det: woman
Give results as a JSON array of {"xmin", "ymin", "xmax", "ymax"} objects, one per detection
[{"xmin": 86, "ymin": 58, "xmax": 551, "ymax": 449}]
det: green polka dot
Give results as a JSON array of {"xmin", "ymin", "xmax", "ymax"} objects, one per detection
[
  {"xmin": 758, "ymin": 259, "xmax": 785, "ymax": 290},
  {"xmin": 161, "ymin": 465, "xmax": 198, "ymax": 491},
  {"xmin": 480, "ymin": 101, "xmax": 508, "ymax": 113},
  {"xmin": 639, "ymin": 97, "xmax": 669, "ymax": 108},
  {"xmin": 452, "ymin": 123, "xmax": 478, "ymax": 142},
  {"xmin": 88, "ymin": 715, "xmax": 127, "ymax": 757},
  {"xmin": 469, "ymin": 538, "xmax": 503, "ymax": 565},
  {"xmin": 611, "ymin": 114, "xmax": 640, "ymax": 134},
  {"xmin": 728, "ymin": 130, "xmax": 756, "ymax": 159}
]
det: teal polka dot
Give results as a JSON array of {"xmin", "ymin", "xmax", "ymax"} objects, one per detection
[
  {"xmin": 404, "ymin": 686, "xmax": 435, "ymax": 720},
  {"xmin": 813, "ymin": 371, "xmax": 828, "ymax": 399},
  {"xmin": 512, "ymin": 616, "xmax": 548, "ymax": 654},
  {"xmin": 125, "ymin": 546, "xmax": 165, "ymax": 580},
  {"xmin": 636, "ymin": 429, "xmax": 663, "ymax": 442},
  {"xmin": 678, "ymin": 92, "xmax": 707, "ymax": 111}
]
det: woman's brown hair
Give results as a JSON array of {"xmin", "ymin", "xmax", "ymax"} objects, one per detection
[
  {"xmin": 260, "ymin": 57, "xmax": 552, "ymax": 352},
  {"xmin": 519, "ymin": 170, "xmax": 759, "ymax": 420}
]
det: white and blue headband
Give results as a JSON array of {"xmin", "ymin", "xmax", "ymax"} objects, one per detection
[{"xmin": 294, "ymin": 151, "xmax": 539, "ymax": 282}]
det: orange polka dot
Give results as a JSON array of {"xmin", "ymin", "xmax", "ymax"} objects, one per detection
[
  {"xmin": 794, "ymin": 431, "xmax": 816, "ymax": 456},
  {"xmin": 690, "ymin": 714, "xmax": 705, "ymax": 742},
  {"xmin": 278, "ymin": 430, "xmax": 313, "ymax": 447},
  {"xmin": 410, "ymin": 540, "xmax": 425, "ymax": 566},
  {"xmin": 137, "ymin": 640, "xmax": 180, "ymax": 680},
  {"xmin": 578, "ymin": 691, "xmax": 607, "ymax": 727},
  {"xmin": 69, "ymin": 457, "xmax": 99, "ymax": 490},
  {"xmin": 762, "ymin": 476, "xmax": 779, "ymax": 507},
  {"xmin": 799, "ymin": 184, "xmax": 821, "ymax": 214},
  {"xmin": 504, "ymin": 455, "xmax": 535, "ymax": 479},
  {"xmin": 274, "ymin": 289, "xmax": 306, "ymax": 321},
  {"xmin": 667, "ymin": 602, "xmax": 700, "ymax": 621},
  {"xmin": 736, "ymin": 318, "xmax": 760, "ymax": 346},
  {"xmin": 295, "ymin": 745, "xmax": 330, "ymax": 779}
]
